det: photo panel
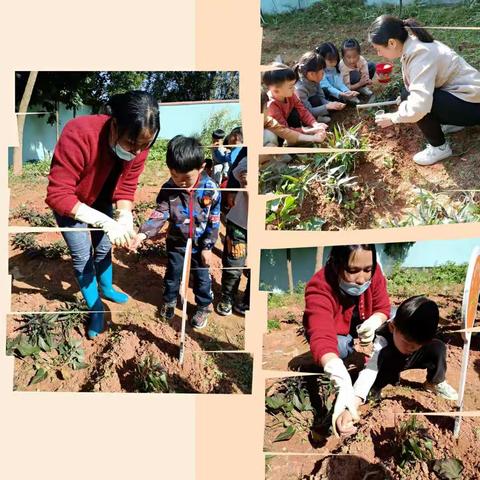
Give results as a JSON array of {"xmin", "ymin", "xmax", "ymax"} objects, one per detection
[
  {"xmin": 260, "ymin": 239, "xmax": 480, "ymax": 424},
  {"xmin": 6, "ymin": 312, "xmax": 252, "ymax": 394},
  {"xmin": 260, "ymin": 152, "xmax": 480, "ymax": 231},
  {"xmin": 10, "ymin": 70, "xmax": 243, "ymax": 227}
]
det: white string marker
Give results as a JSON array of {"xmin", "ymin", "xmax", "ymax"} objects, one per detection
[
  {"xmin": 454, "ymin": 246, "xmax": 480, "ymax": 438},
  {"xmin": 179, "ymin": 238, "xmax": 193, "ymax": 365}
]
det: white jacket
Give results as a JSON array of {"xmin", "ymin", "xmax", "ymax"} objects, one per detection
[{"xmin": 391, "ymin": 35, "xmax": 480, "ymax": 124}]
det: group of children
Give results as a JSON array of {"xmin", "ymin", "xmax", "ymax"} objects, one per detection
[
  {"xmin": 263, "ymin": 39, "xmax": 376, "ymax": 146},
  {"xmin": 129, "ymin": 132, "xmax": 249, "ymax": 329}
]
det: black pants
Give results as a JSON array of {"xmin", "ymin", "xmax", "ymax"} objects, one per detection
[
  {"xmin": 221, "ymin": 220, "xmax": 249, "ymax": 305},
  {"xmin": 287, "ymin": 107, "xmax": 302, "ymax": 129},
  {"xmin": 373, "ymin": 338, "xmax": 447, "ymax": 391},
  {"xmin": 163, "ymin": 242, "xmax": 212, "ymax": 308},
  {"xmin": 401, "ymin": 88, "xmax": 480, "ymax": 146},
  {"xmin": 349, "ymin": 61, "xmax": 376, "ymax": 84}
]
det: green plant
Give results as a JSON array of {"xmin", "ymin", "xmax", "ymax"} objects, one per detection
[
  {"xmin": 11, "ymin": 233, "xmax": 69, "ymax": 259},
  {"xmin": 135, "ymin": 354, "xmax": 170, "ymax": 393},
  {"xmin": 265, "ymin": 375, "xmax": 335, "ymax": 443},
  {"xmin": 9, "ymin": 158, "xmax": 52, "ymax": 182},
  {"xmin": 326, "ymin": 123, "xmax": 367, "ymax": 151},
  {"xmin": 383, "ymin": 191, "xmax": 480, "ymax": 228},
  {"xmin": 57, "ymin": 338, "xmax": 88, "ymax": 370},
  {"xmin": 267, "ymin": 319, "xmax": 281, "ymax": 332},
  {"xmin": 395, "ymin": 416, "xmax": 434, "ymax": 468},
  {"xmin": 132, "ymin": 200, "xmax": 157, "ymax": 228},
  {"xmin": 10, "ymin": 204, "xmax": 56, "ymax": 227}
]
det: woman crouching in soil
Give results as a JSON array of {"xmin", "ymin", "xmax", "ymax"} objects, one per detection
[
  {"xmin": 303, "ymin": 244, "xmax": 458, "ymax": 437},
  {"xmin": 46, "ymin": 90, "xmax": 160, "ymax": 339},
  {"xmin": 371, "ymin": 15, "xmax": 480, "ymax": 166}
]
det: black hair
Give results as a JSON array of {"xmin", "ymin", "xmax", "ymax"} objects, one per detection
[
  {"xmin": 106, "ymin": 90, "xmax": 160, "ymax": 145},
  {"xmin": 225, "ymin": 126, "xmax": 243, "ymax": 145},
  {"xmin": 262, "ymin": 63, "xmax": 298, "ymax": 86},
  {"xmin": 315, "ymin": 42, "xmax": 341, "ymax": 73},
  {"xmin": 294, "ymin": 51, "xmax": 326, "ymax": 78},
  {"xmin": 261, "ymin": 89, "xmax": 269, "ymax": 112},
  {"xmin": 212, "ymin": 129, "xmax": 225, "ymax": 140},
  {"xmin": 326, "ymin": 244, "xmax": 377, "ymax": 288},
  {"xmin": 341, "ymin": 38, "xmax": 361, "ymax": 57},
  {"xmin": 204, "ymin": 157, "xmax": 213, "ymax": 169},
  {"xmin": 393, "ymin": 295, "xmax": 439, "ymax": 344},
  {"xmin": 166, "ymin": 135, "xmax": 204, "ymax": 173},
  {"xmin": 368, "ymin": 15, "xmax": 434, "ymax": 46}
]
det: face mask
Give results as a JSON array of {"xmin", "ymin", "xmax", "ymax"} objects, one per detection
[
  {"xmin": 112, "ymin": 143, "xmax": 136, "ymax": 162},
  {"xmin": 339, "ymin": 278, "xmax": 371, "ymax": 297}
]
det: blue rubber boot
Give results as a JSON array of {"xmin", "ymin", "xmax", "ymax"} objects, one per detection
[
  {"xmin": 76, "ymin": 270, "xmax": 105, "ymax": 339},
  {"xmin": 95, "ymin": 255, "xmax": 129, "ymax": 304}
]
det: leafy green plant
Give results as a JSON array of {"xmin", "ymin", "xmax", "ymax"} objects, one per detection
[
  {"xmin": 132, "ymin": 200, "xmax": 157, "ymax": 228},
  {"xmin": 265, "ymin": 375, "xmax": 335, "ymax": 443},
  {"xmin": 9, "ymin": 158, "xmax": 52, "ymax": 182},
  {"xmin": 383, "ymin": 191, "xmax": 480, "ymax": 227},
  {"xmin": 267, "ymin": 319, "xmax": 281, "ymax": 332},
  {"xmin": 57, "ymin": 338, "xmax": 88, "ymax": 370},
  {"xmin": 135, "ymin": 354, "xmax": 170, "ymax": 393},
  {"xmin": 395, "ymin": 416, "xmax": 434, "ymax": 469},
  {"xmin": 11, "ymin": 233, "xmax": 69, "ymax": 259},
  {"xmin": 326, "ymin": 123, "xmax": 367, "ymax": 151},
  {"xmin": 10, "ymin": 204, "xmax": 56, "ymax": 227}
]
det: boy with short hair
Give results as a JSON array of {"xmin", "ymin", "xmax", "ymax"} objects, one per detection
[
  {"xmin": 130, "ymin": 135, "xmax": 221, "ymax": 329},
  {"xmin": 262, "ymin": 64, "xmax": 327, "ymax": 146},
  {"xmin": 332, "ymin": 295, "xmax": 458, "ymax": 436}
]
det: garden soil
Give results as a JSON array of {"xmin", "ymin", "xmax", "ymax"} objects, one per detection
[{"xmin": 264, "ymin": 293, "xmax": 480, "ymax": 478}]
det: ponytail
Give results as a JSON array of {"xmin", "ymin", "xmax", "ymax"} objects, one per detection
[
  {"xmin": 403, "ymin": 18, "xmax": 434, "ymax": 43},
  {"xmin": 368, "ymin": 15, "xmax": 434, "ymax": 46}
]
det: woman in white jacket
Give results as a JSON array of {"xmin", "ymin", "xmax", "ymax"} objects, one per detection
[{"xmin": 370, "ymin": 15, "xmax": 480, "ymax": 166}]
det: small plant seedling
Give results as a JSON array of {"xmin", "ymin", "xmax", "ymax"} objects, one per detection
[
  {"xmin": 11, "ymin": 233, "xmax": 69, "ymax": 259},
  {"xmin": 395, "ymin": 416, "xmax": 435, "ymax": 469},
  {"xmin": 267, "ymin": 319, "xmax": 281, "ymax": 332},
  {"xmin": 134, "ymin": 354, "xmax": 170, "ymax": 393},
  {"xmin": 10, "ymin": 204, "xmax": 56, "ymax": 227}
]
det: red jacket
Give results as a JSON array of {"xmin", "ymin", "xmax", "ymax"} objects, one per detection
[
  {"xmin": 267, "ymin": 93, "xmax": 316, "ymax": 132},
  {"xmin": 303, "ymin": 265, "xmax": 391, "ymax": 363},
  {"xmin": 46, "ymin": 114, "xmax": 149, "ymax": 216}
]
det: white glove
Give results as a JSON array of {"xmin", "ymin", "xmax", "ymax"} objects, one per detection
[
  {"xmin": 356, "ymin": 313, "xmax": 384, "ymax": 345},
  {"xmin": 116, "ymin": 208, "xmax": 135, "ymax": 234},
  {"xmin": 74, "ymin": 203, "xmax": 133, "ymax": 247},
  {"xmin": 324, "ymin": 357, "xmax": 359, "ymax": 437}
]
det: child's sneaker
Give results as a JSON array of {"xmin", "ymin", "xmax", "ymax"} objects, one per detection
[
  {"xmin": 424, "ymin": 380, "xmax": 458, "ymax": 401},
  {"xmin": 233, "ymin": 301, "xmax": 249, "ymax": 316},
  {"xmin": 413, "ymin": 142, "xmax": 452, "ymax": 166},
  {"xmin": 160, "ymin": 302, "xmax": 176, "ymax": 321},
  {"xmin": 441, "ymin": 125, "xmax": 464, "ymax": 134},
  {"xmin": 217, "ymin": 298, "xmax": 233, "ymax": 316},
  {"xmin": 191, "ymin": 306, "xmax": 209, "ymax": 329}
]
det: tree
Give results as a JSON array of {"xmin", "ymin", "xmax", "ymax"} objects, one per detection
[{"xmin": 13, "ymin": 71, "xmax": 38, "ymax": 175}]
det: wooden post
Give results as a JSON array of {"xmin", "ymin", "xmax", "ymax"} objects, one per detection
[
  {"xmin": 315, "ymin": 247, "xmax": 324, "ymax": 272},
  {"xmin": 286, "ymin": 248, "xmax": 294, "ymax": 294},
  {"xmin": 13, "ymin": 71, "xmax": 38, "ymax": 176}
]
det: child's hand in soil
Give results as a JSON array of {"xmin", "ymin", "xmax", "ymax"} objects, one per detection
[
  {"xmin": 201, "ymin": 249, "xmax": 212, "ymax": 267},
  {"xmin": 128, "ymin": 233, "xmax": 146, "ymax": 252},
  {"xmin": 312, "ymin": 122, "xmax": 328, "ymax": 130},
  {"xmin": 326, "ymin": 102, "xmax": 346, "ymax": 111},
  {"xmin": 375, "ymin": 113, "xmax": 394, "ymax": 128},
  {"xmin": 311, "ymin": 130, "xmax": 327, "ymax": 143},
  {"xmin": 336, "ymin": 409, "xmax": 358, "ymax": 437}
]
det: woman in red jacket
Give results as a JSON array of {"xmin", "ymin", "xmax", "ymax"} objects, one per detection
[
  {"xmin": 303, "ymin": 244, "xmax": 391, "ymax": 435},
  {"xmin": 46, "ymin": 90, "xmax": 160, "ymax": 339}
]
